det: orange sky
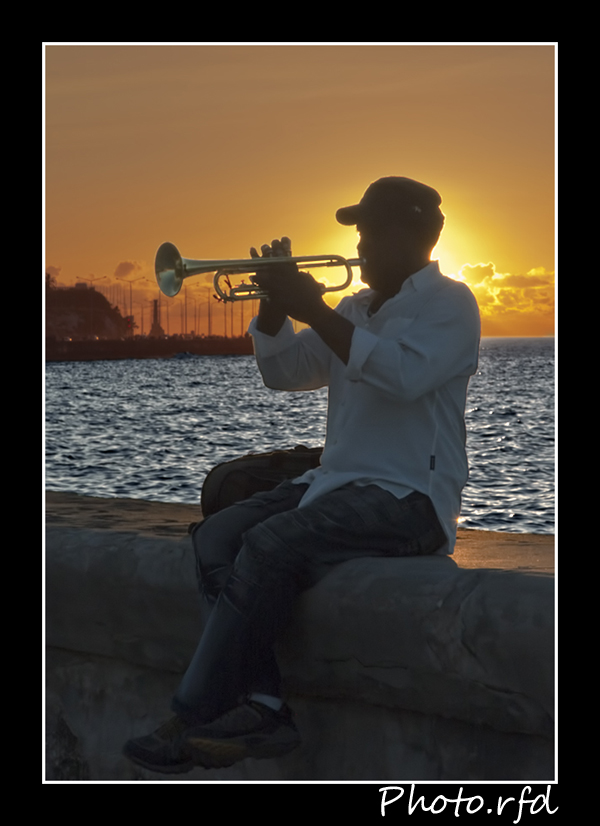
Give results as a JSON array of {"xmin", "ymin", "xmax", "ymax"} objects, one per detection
[{"xmin": 44, "ymin": 43, "xmax": 556, "ymax": 337}]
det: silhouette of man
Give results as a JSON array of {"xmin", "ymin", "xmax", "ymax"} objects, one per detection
[{"xmin": 123, "ymin": 176, "xmax": 481, "ymax": 774}]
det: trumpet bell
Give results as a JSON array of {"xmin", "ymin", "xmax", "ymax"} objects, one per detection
[{"xmin": 155, "ymin": 242, "xmax": 185, "ymax": 297}]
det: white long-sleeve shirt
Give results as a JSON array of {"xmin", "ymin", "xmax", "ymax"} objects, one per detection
[{"xmin": 248, "ymin": 261, "xmax": 481, "ymax": 554}]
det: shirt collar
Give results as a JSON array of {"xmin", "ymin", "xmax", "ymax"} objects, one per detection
[
  {"xmin": 359, "ymin": 260, "xmax": 441, "ymax": 311},
  {"xmin": 399, "ymin": 260, "xmax": 441, "ymax": 294}
]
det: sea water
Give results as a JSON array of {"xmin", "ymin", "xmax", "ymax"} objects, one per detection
[{"xmin": 44, "ymin": 337, "xmax": 555, "ymax": 535}]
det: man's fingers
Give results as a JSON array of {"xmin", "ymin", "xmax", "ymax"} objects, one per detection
[
  {"xmin": 250, "ymin": 238, "xmax": 293, "ymax": 259},
  {"xmin": 270, "ymin": 238, "xmax": 293, "ymax": 258}
]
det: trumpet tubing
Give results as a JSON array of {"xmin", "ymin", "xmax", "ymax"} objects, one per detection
[{"xmin": 155, "ymin": 242, "xmax": 364, "ymax": 300}]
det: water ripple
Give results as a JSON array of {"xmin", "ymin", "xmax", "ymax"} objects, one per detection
[{"xmin": 45, "ymin": 338, "xmax": 554, "ymax": 534}]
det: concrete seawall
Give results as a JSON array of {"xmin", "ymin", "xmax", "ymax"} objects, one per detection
[{"xmin": 45, "ymin": 491, "xmax": 555, "ymax": 782}]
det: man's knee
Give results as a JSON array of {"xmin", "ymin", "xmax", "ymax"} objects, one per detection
[
  {"xmin": 232, "ymin": 518, "xmax": 315, "ymax": 594},
  {"xmin": 191, "ymin": 513, "xmax": 244, "ymax": 597},
  {"xmin": 193, "ymin": 482, "xmax": 309, "ymax": 593}
]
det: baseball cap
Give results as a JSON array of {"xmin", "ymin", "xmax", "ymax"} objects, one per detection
[{"xmin": 336, "ymin": 176, "xmax": 444, "ymax": 230}]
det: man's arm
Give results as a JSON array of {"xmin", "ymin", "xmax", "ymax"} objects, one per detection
[
  {"xmin": 250, "ymin": 237, "xmax": 355, "ymax": 365},
  {"xmin": 294, "ymin": 300, "xmax": 354, "ymax": 365},
  {"xmin": 254, "ymin": 274, "xmax": 354, "ymax": 365},
  {"xmin": 255, "ymin": 296, "xmax": 288, "ymax": 338},
  {"xmin": 252, "ymin": 237, "xmax": 296, "ymax": 338},
  {"xmin": 344, "ymin": 280, "xmax": 481, "ymax": 401}
]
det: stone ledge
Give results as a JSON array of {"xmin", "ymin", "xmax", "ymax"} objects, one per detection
[
  {"xmin": 44, "ymin": 492, "xmax": 555, "ymax": 781},
  {"xmin": 45, "ymin": 490, "xmax": 555, "ymax": 573}
]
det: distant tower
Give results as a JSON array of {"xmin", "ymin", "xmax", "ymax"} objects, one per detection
[{"xmin": 149, "ymin": 299, "xmax": 165, "ymax": 338}]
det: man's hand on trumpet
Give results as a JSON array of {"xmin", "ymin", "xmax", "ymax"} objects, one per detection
[
  {"xmin": 249, "ymin": 236, "xmax": 294, "ymax": 264},
  {"xmin": 252, "ymin": 237, "xmax": 355, "ymax": 365},
  {"xmin": 251, "ymin": 237, "xmax": 327, "ymax": 329}
]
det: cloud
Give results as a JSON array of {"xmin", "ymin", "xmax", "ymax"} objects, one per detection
[
  {"xmin": 458, "ymin": 262, "xmax": 555, "ymax": 335},
  {"xmin": 459, "ymin": 262, "xmax": 554, "ymax": 311},
  {"xmin": 114, "ymin": 260, "xmax": 143, "ymax": 279},
  {"xmin": 459, "ymin": 262, "xmax": 496, "ymax": 286}
]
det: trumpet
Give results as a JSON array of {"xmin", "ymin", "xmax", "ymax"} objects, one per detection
[{"xmin": 155, "ymin": 241, "xmax": 364, "ymax": 301}]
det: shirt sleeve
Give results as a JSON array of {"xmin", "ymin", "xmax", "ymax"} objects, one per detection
[
  {"xmin": 248, "ymin": 315, "xmax": 333, "ymax": 391},
  {"xmin": 344, "ymin": 281, "xmax": 481, "ymax": 402}
]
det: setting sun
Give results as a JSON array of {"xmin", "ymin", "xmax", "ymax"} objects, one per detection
[{"xmin": 44, "ymin": 44, "xmax": 555, "ymax": 339}]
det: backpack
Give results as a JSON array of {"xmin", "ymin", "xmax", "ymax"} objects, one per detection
[{"xmin": 199, "ymin": 445, "xmax": 323, "ymax": 518}]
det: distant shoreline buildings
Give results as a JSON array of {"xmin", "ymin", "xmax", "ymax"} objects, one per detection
[{"xmin": 45, "ymin": 277, "xmax": 257, "ymax": 359}]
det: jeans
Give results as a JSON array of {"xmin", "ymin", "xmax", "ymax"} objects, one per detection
[{"xmin": 172, "ymin": 480, "xmax": 446, "ymax": 724}]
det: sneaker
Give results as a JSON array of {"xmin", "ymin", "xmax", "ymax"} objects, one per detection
[
  {"xmin": 122, "ymin": 716, "xmax": 196, "ymax": 774},
  {"xmin": 185, "ymin": 700, "xmax": 301, "ymax": 768}
]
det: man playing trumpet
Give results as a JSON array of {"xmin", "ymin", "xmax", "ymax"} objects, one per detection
[{"xmin": 123, "ymin": 176, "xmax": 481, "ymax": 774}]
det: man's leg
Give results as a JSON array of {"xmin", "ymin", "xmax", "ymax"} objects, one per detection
[
  {"xmin": 181, "ymin": 480, "xmax": 309, "ymax": 713},
  {"xmin": 122, "ymin": 480, "xmax": 307, "ymax": 773},
  {"xmin": 123, "ymin": 484, "xmax": 445, "ymax": 772},
  {"xmin": 190, "ymin": 480, "xmax": 308, "ymax": 625},
  {"xmin": 180, "ymin": 485, "xmax": 446, "ymax": 767}
]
